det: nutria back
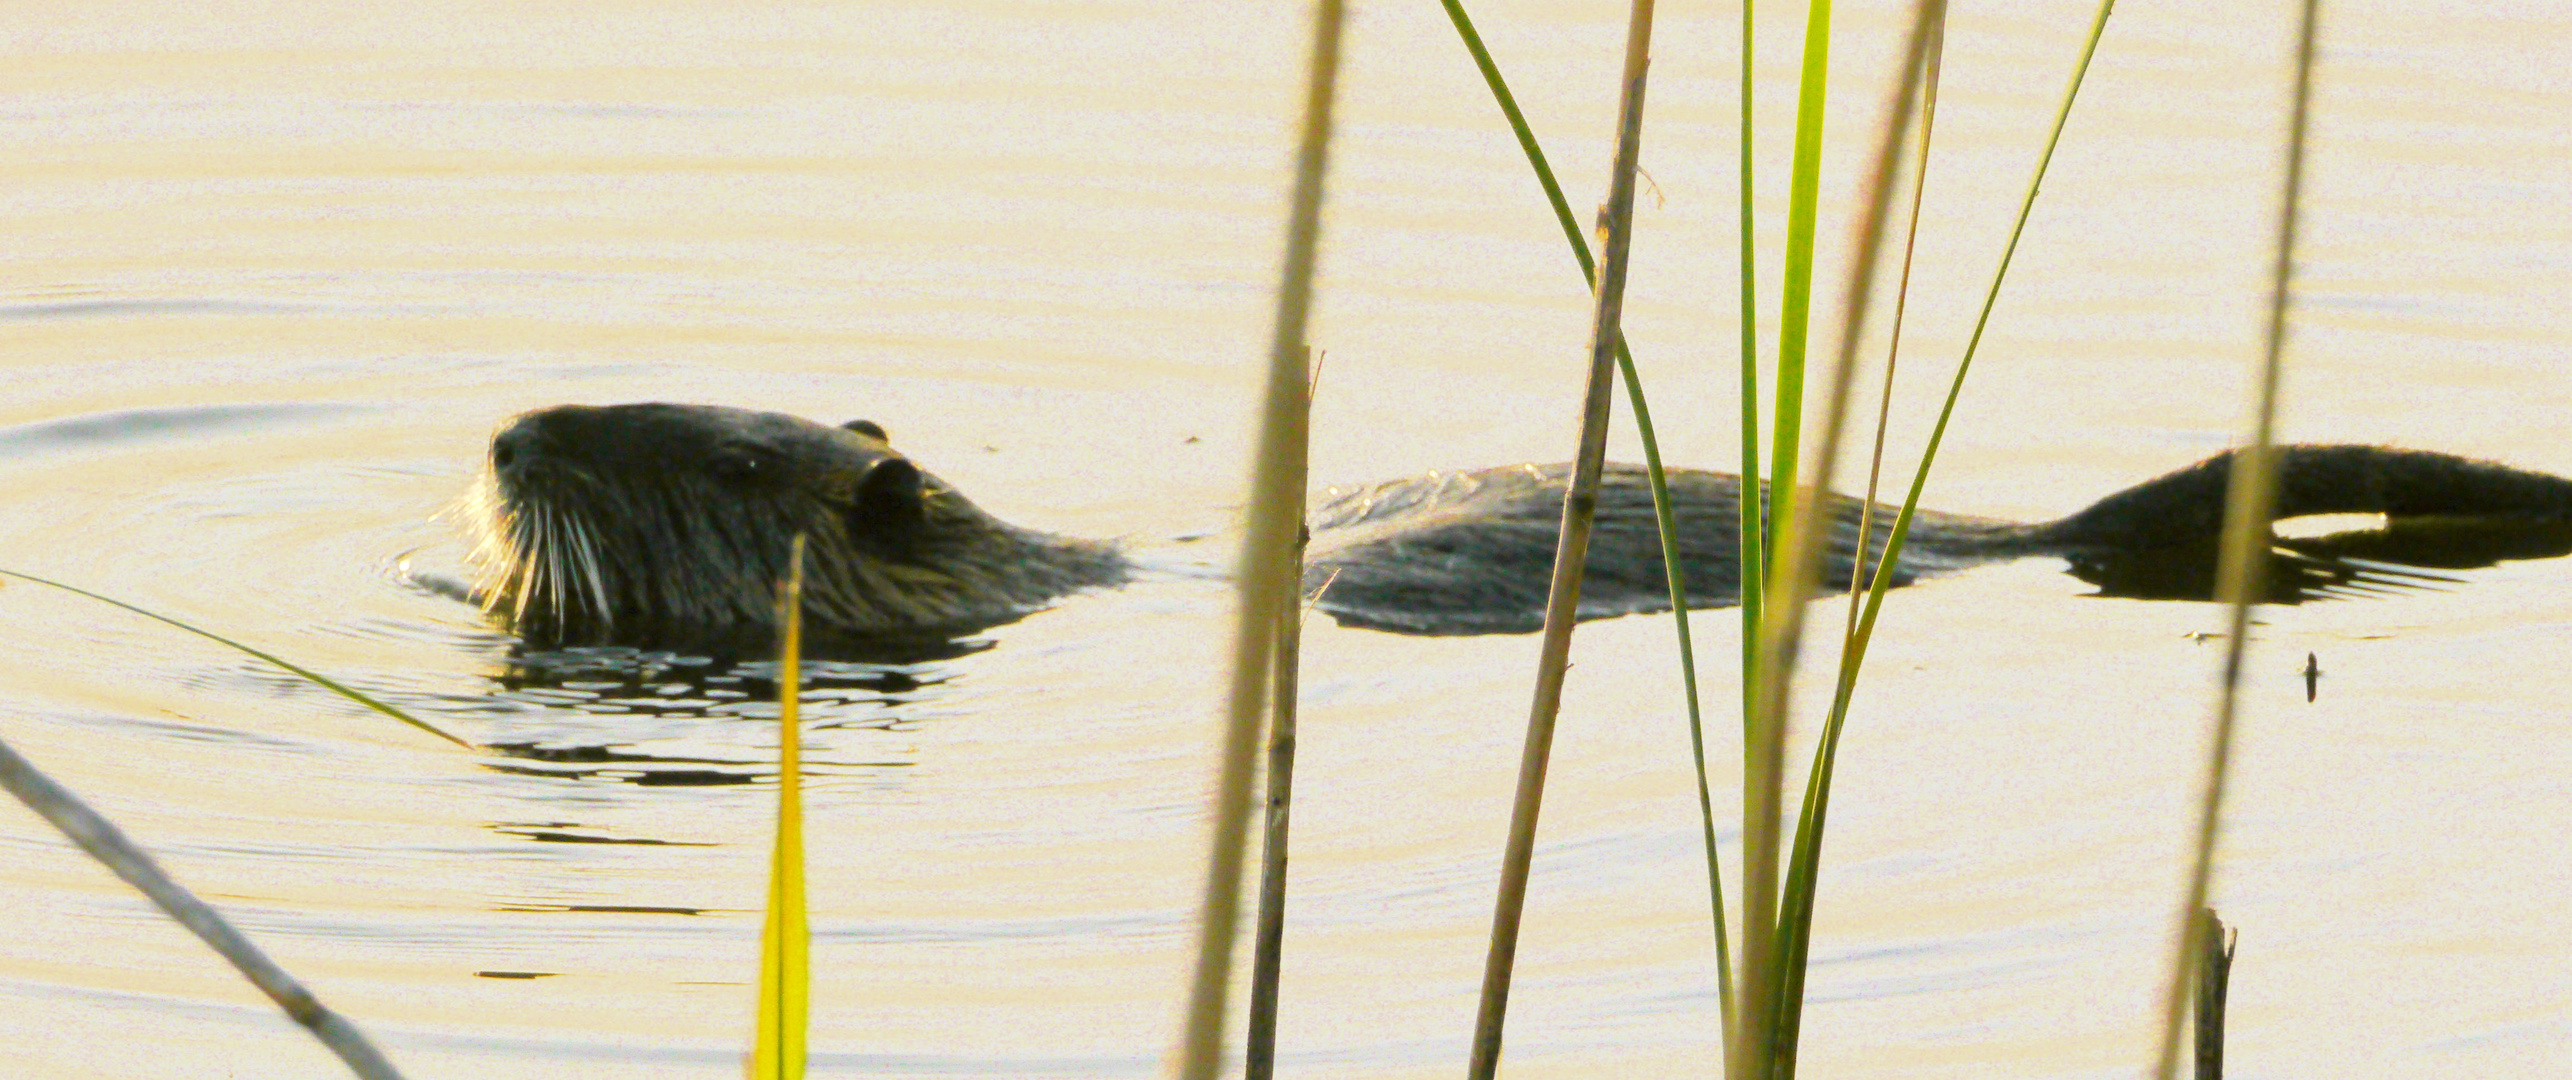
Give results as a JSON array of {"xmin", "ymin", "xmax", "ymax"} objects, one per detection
[
  {"xmin": 1301, "ymin": 446, "xmax": 2572, "ymax": 632},
  {"xmin": 1300, "ymin": 462, "xmax": 2028, "ymax": 636}
]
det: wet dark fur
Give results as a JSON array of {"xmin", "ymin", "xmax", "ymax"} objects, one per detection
[
  {"xmin": 1299, "ymin": 463, "xmax": 2027, "ymax": 635},
  {"xmin": 466, "ymin": 403, "xmax": 2572, "ymax": 649},
  {"xmin": 1301, "ymin": 446, "xmax": 2572, "ymax": 634}
]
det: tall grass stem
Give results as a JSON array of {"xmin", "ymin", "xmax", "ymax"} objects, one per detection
[
  {"xmin": 1735, "ymin": 4, "xmax": 1943, "ymax": 1077},
  {"xmin": 1780, "ymin": 2, "xmax": 2119, "ymax": 1052},
  {"xmin": 1735, "ymin": 2, "xmax": 1842, "ymax": 1064},
  {"xmin": 1821, "ymin": 0, "xmax": 2119, "ymax": 730},
  {"xmin": 2151, "ymin": 0, "xmax": 2319, "ymax": 1075},
  {"xmin": 1773, "ymin": 11, "xmax": 1946, "ymax": 1069},
  {"xmin": 1172, "ymin": 1, "xmax": 1342, "ymax": 1075},
  {"xmin": 1465, "ymin": 2, "xmax": 1657, "ymax": 1075},
  {"xmin": 1842, "ymin": 15, "xmax": 1942, "ymax": 646}
]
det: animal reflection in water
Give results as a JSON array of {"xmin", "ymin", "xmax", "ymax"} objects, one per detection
[
  {"xmin": 456, "ymin": 403, "xmax": 2572, "ymax": 660},
  {"xmin": 473, "ymin": 648, "xmax": 944, "ymax": 786}
]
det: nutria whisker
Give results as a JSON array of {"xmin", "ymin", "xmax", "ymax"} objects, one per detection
[
  {"xmin": 546, "ymin": 504, "xmax": 575, "ymax": 629},
  {"xmin": 457, "ymin": 402, "xmax": 2572, "ymax": 652},
  {"xmin": 514, "ymin": 507, "xmax": 545, "ymax": 628},
  {"xmin": 567, "ymin": 511, "xmax": 612, "ymax": 634},
  {"xmin": 544, "ymin": 506, "xmax": 569, "ymax": 630}
]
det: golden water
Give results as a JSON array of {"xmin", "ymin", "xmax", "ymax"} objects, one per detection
[{"xmin": 2, "ymin": 0, "xmax": 2567, "ymax": 1076}]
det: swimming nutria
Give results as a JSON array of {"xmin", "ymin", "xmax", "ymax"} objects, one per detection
[{"xmin": 464, "ymin": 402, "xmax": 2572, "ymax": 651}]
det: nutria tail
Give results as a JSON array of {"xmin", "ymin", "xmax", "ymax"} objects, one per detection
[
  {"xmin": 1301, "ymin": 462, "xmax": 2026, "ymax": 636},
  {"xmin": 2026, "ymin": 444, "xmax": 2572, "ymax": 553}
]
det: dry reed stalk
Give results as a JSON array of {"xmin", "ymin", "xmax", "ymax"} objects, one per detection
[
  {"xmin": 2151, "ymin": 0, "xmax": 2321, "ymax": 1075},
  {"xmin": 1464, "ymin": 1, "xmax": 1657, "ymax": 1076},
  {"xmin": 0, "ymin": 736, "xmax": 408, "ymax": 1080},
  {"xmin": 1844, "ymin": 16, "xmax": 1943, "ymax": 637},
  {"xmin": 1423, "ymin": 1, "xmax": 1734, "ymax": 1030},
  {"xmin": 1171, "ymin": 0, "xmax": 1343, "ymax": 1076}
]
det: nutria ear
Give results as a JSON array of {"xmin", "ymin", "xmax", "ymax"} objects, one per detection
[
  {"xmin": 843, "ymin": 419, "xmax": 890, "ymax": 442},
  {"xmin": 851, "ymin": 457, "xmax": 926, "ymax": 539}
]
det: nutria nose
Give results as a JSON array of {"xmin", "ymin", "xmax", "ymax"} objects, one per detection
[{"xmin": 490, "ymin": 414, "xmax": 547, "ymax": 475}]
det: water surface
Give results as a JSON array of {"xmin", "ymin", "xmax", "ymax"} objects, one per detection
[{"xmin": 2, "ymin": 1, "xmax": 2567, "ymax": 1077}]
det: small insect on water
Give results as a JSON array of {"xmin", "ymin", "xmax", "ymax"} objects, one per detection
[{"xmin": 2302, "ymin": 651, "xmax": 2322, "ymax": 703}]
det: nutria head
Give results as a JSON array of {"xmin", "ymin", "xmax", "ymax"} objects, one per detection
[{"xmin": 464, "ymin": 403, "xmax": 1124, "ymax": 654}]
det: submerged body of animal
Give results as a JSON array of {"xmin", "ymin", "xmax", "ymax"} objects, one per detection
[{"xmin": 461, "ymin": 402, "xmax": 2572, "ymax": 652}]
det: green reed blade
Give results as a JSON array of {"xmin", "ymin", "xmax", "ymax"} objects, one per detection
[
  {"xmin": 1735, "ymin": 0, "xmax": 1766, "ymax": 805},
  {"xmin": 1743, "ymin": 3, "xmax": 1837, "ymax": 1050},
  {"xmin": 0, "ymin": 568, "xmax": 471, "ymax": 749},
  {"xmin": 1772, "ymin": 10, "xmax": 1945, "ymax": 1072},
  {"xmin": 1434, "ymin": 0, "xmax": 1592, "ymax": 283},
  {"xmin": 1772, "ymin": 2, "xmax": 2117, "ymax": 1072},
  {"xmin": 2152, "ymin": 0, "xmax": 2318, "ymax": 1075},
  {"xmin": 1736, "ymin": 2, "xmax": 1942, "ymax": 1077},
  {"xmin": 1733, "ymin": 1, "xmax": 1840, "ymax": 1075},
  {"xmin": 751, "ymin": 535, "xmax": 811, "ymax": 1080},
  {"xmin": 1762, "ymin": 0, "xmax": 1834, "ymax": 570},
  {"xmin": 1433, "ymin": 0, "xmax": 1732, "ymax": 1018}
]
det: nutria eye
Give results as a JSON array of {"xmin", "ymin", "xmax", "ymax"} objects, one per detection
[{"xmin": 712, "ymin": 449, "xmax": 775, "ymax": 484}]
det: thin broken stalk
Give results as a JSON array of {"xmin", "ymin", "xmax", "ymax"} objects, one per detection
[
  {"xmin": 0, "ymin": 735, "xmax": 408, "ymax": 1080},
  {"xmin": 1465, "ymin": 1, "xmax": 1656, "ymax": 1076},
  {"xmin": 2151, "ymin": 0, "xmax": 2319, "ymax": 1076},
  {"xmin": 2193, "ymin": 908, "xmax": 2238, "ymax": 1080},
  {"xmin": 1243, "ymin": 361, "xmax": 1315, "ymax": 1080},
  {"xmin": 1170, "ymin": 0, "xmax": 1343, "ymax": 1076}
]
